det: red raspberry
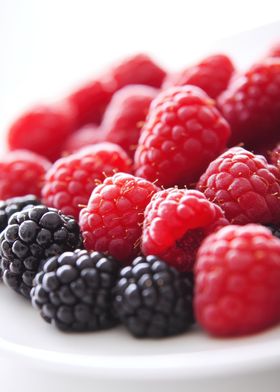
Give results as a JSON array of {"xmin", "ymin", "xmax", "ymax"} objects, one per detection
[
  {"xmin": 67, "ymin": 54, "xmax": 166, "ymax": 127},
  {"xmin": 108, "ymin": 53, "xmax": 166, "ymax": 89},
  {"xmin": 7, "ymin": 103, "xmax": 75, "ymax": 162},
  {"xmin": 134, "ymin": 86, "xmax": 231, "ymax": 187},
  {"xmin": 141, "ymin": 188, "xmax": 228, "ymax": 272},
  {"xmin": 62, "ymin": 125, "xmax": 105, "ymax": 154},
  {"xmin": 79, "ymin": 173, "xmax": 158, "ymax": 263},
  {"xmin": 102, "ymin": 85, "xmax": 158, "ymax": 157},
  {"xmin": 163, "ymin": 54, "xmax": 234, "ymax": 99},
  {"xmin": 0, "ymin": 150, "xmax": 51, "ymax": 199},
  {"xmin": 195, "ymin": 224, "xmax": 280, "ymax": 336},
  {"xmin": 218, "ymin": 59, "xmax": 280, "ymax": 148},
  {"xmin": 42, "ymin": 143, "xmax": 132, "ymax": 219},
  {"xmin": 267, "ymin": 41, "xmax": 280, "ymax": 58},
  {"xmin": 197, "ymin": 147, "xmax": 280, "ymax": 225}
]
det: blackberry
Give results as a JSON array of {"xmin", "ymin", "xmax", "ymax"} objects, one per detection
[
  {"xmin": 0, "ymin": 205, "xmax": 82, "ymax": 298},
  {"xmin": 0, "ymin": 195, "xmax": 40, "ymax": 233},
  {"xmin": 31, "ymin": 250, "xmax": 120, "ymax": 331},
  {"xmin": 266, "ymin": 224, "xmax": 280, "ymax": 239},
  {"xmin": 114, "ymin": 255, "xmax": 194, "ymax": 338}
]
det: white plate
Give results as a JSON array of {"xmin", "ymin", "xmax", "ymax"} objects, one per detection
[{"xmin": 0, "ymin": 21, "xmax": 280, "ymax": 392}]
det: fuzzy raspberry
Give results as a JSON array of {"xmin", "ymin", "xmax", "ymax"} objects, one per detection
[
  {"xmin": 7, "ymin": 103, "xmax": 75, "ymax": 161},
  {"xmin": 103, "ymin": 85, "xmax": 158, "ymax": 157},
  {"xmin": 163, "ymin": 54, "xmax": 234, "ymax": 99},
  {"xmin": 0, "ymin": 150, "xmax": 51, "ymax": 199},
  {"xmin": 197, "ymin": 147, "xmax": 280, "ymax": 225},
  {"xmin": 67, "ymin": 54, "xmax": 166, "ymax": 127},
  {"xmin": 42, "ymin": 143, "xmax": 132, "ymax": 219},
  {"xmin": 142, "ymin": 188, "xmax": 228, "ymax": 272},
  {"xmin": 218, "ymin": 59, "xmax": 280, "ymax": 148},
  {"xmin": 134, "ymin": 85, "xmax": 231, "ymax": 187},
  {"xmin": 62, "ymin": 124, "xmax": 105, "ymax": 154},
  {"xmin": 195, "ymin": 224, "xmax": 280, "ymax": 336},
  {"xmin": 79, "ymin": 173, "xmax": 158, "ymax": 263}
]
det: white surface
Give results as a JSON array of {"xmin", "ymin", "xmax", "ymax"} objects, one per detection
[{"xmin": 0, "ymin": 3, "xmax": 280, "ymax": 391}]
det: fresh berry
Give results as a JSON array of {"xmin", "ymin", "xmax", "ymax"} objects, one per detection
[
  {"xmin": 195, "ymin": 224, "xmax": 280, "ymax": 336},
  {"xmin": 114, "ymin": 255, "xmax": 194, "ymax": 337},
  {"xmin": 134, "ymin": 85, "xmax": 230, "ymax": 187},
  {"xmin": 102, "ymin": 85, "xmax": 158, "ymax": 157},
  {"xmin": 267, "ymin": 42, "xmax": 280, "ymax": 58},
  {"xmin": 62, "ymin": 124, "xmax": 105, "ymax": 154},
  {"xmin": 0, "ymin": 150, "xmax": 51, "ymax": 200},
  {"xmin": 266, "ymin": 224, "xmax": 280, "ymax": 239},
  {"xmin": 0, "ymin": 205, "xmax": 82, "ymax": 298},
  {"xmin": 8, "ymin": 103, "xmax": 75, "ymax": 161},
  {"xmin": 142, "ymin": 189, "xmax": 228, "ymax": 272},
  {"xmin": 163, "ymin": 54, "xmax": 234, "ymax": 99},
  {"xmin": 218, "ymin": 59, "xmax": 280, "ymax": 148},
  {"xmin": 108, "ymin": 53, "xmax": 166, "ymax": 89},
  {"xmin": 42, "ymin": 143, "xmax": 132, "ymax": 219},
  {"xmin": 197, "ymin": 147, "xmax": 280, "ymax": 224},
  {"xmin": 67, "ymin": 54, "xmax": 166, "ymax": 127},
  {"xmin": 31, "ymin": 249, "xmax": 120, "ymax": 331},
  {"xmin": 0, "ymin": 195, "xmax": 40, "ymax": 233},
  {"xmin": 67, "ymin": 79, "xmax": 114, "ymax": 127},
  {"xmin": 269, "ymin": 143, "xmax": 280, "ymax": 167},
  {"xmin": 79, "ymin": 173, "xmax": 158, "ymax": 263}
]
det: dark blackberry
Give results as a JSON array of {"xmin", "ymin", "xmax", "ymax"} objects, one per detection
[
  {"xmin": 0, "ymin": 195, "xmax": 40, "ymax": 233},
  {"xmin": 114, "ymin": 255, "xmax": 194, "ymax": 338},
  {"xmin": 31, "ymin": 250, "xmax": 120, "ymax": 331},
  {"xmin": 0, "ymin": 205, "xmax": 82, "ymax": 298}
]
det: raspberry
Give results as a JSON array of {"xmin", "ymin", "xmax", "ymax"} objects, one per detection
[
  {"xmin": 141, "ymin": 189, "xmax": 228, "ymax": 272},
  {"xmin": 163, "ymin": 54, "xmax": 234, "ymax": 99},
  {"xmin": 102, "ymin": 85, "xmax": 158, "ymax": 157},
  {"xmin": 197, "ymin": 147, "xmax": 280, "ymax": 225},
  {"xmin": 79, "ymin": 173, "xmax": 158, "ymax": 263},
  {"xmin": 31, "ymin": 250, "xmax": 120, "ymax": 331},
  {"xmin": 0, "ymin": 195, "xmax": 40, "ymax": 233},
  {"xmin": 109, "ymin": 53, "xmax": 166, "ymax": 89},
  {"xmin": 62, "ymin": 125, "xmax": 105, "ymax": 154},
  {"xmin": 218, "ymin": 59, "xmax": 280, "ymax": 148},
  {"xmin": 67, "ymin": 79, "xmax": 114, "ymax": 127},
  {"xmin": 114, "ymin": 255, "xmax": 194, "ymax": 338},
  {"xmin": 67, "ymin": 54, "xmax": 166, "ymax": 127},
  {"xmin": 8, "ymin": 103, "xmax": 75, "ymax": 161},
  {"xmin": 0, "ymin": 150, "xmax": 51, "ymax": 200},
  {"xmin": 134, "ymin": 85, "xmax": 231, "ymax": 187},
  {"xmin": 42, "ymin": 143, "xmax": 132, "ymax": 219},
  {"xmin": 0, "ymin": 205, "xmax": 82, "ymax": 298},
  {"xmin": 195, "ymin": 224, "xmax": 280, "ymax": 336}
]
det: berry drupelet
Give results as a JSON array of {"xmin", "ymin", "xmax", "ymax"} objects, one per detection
[
  {"xmin": 0, "ymin": 195, "xmax": 40, "ymax": 233},
  {"xmin": 0, "ymin": 205, "xmax": 82, "ymax": 298},
  {"xmin": 31, "ymin": 250, "xmax": 120, "ymax": 331},
  {"xmin": 114, "ymin": 255, "xmax": 194, "ymax": 338}
]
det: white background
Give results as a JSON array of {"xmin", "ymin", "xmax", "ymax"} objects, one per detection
[{"xmin": 0, "ymin": 0, "xmax": 280, "ymax": 134}]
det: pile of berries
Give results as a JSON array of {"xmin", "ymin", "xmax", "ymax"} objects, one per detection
[{"xmin": 1, "ymin": 45, "xmax": 280, "ymax": 339}]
